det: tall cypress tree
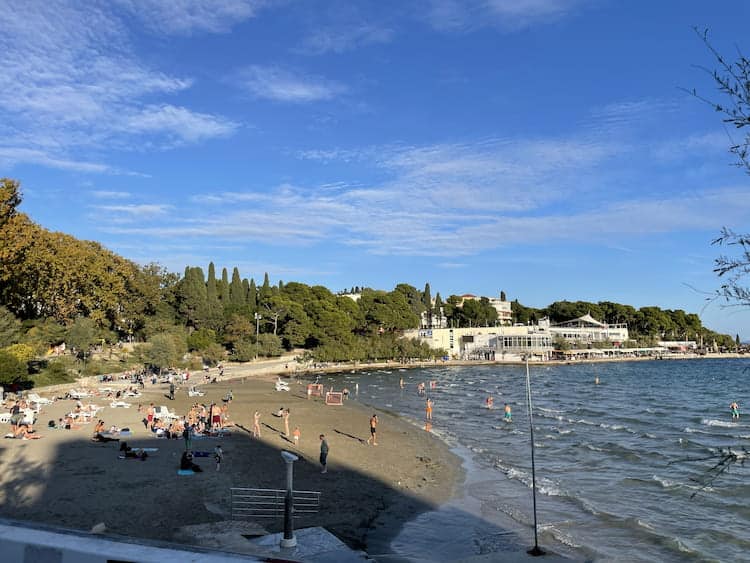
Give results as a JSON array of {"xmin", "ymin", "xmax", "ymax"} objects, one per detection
[
  {"xmin": 248, "ymin": 278, "xmax": 257, "ymax": 310},
  {"xmin": 207, "ymin": 262, "xmax": 218, "ymax": 304},
  {"xmin": 230, "ymin": 267, "xmax": 245, "ymax": 307},
  {"xmin": 259, "ymin": 272, "xmax": 271, "ymax": 306},
  {"xmin": 423, "ymin": 282, "xmax": 432, "ymax": 327},
  {"xmin": 220, "ymin": 268, "xmax": 230, "ymax": 303}
]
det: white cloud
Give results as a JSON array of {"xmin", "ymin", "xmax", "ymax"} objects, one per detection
[
  {"xmin": 425, "ymin": 0, "xmax": 585, "ymax": 32},
  {"xmin": 114, "ymin": 0, "xmax": 266, "ymax": 35},
  {"xmin": 0, "ymin": 147, "xmax": 112, "ymax": 173},
  {"xmin": 0, "ymin": 1, "xmax": 237, "ymax": 173},
  {"xmin": 299, "ymin": 25, "xmax": 394, "ymax": 55},
  {"xmin": 124, "ymin": 105, "xmax": 238, "ymax": 144},
  {"xmin": 235, "ymin": 65, "xmax": 346, "ymax": 103},
  {"xmin": 91, "ymin": 190, "xmax": 132, "ymax": 199}
]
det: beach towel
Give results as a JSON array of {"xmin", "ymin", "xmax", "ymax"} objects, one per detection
[{"xmin": 177, "ymin": 469, "xmax": 195, "ymax": 475}]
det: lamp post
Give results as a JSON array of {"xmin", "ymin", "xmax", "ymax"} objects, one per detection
[
  {"xmin": 254, "ymin": 313, "xmax": 262, "ymax": 360},
  {"xmin": 280, "ymin": 450, "xmax": 299, "ymax": 548}
]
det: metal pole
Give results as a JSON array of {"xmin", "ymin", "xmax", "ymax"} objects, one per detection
[
  {"xmin": 280, "ymin": 451, "xmax": 298, "ymax": 548},
  {"xmin": 525, "ymin": 359, "xmax": 545, "ymax": 556}
]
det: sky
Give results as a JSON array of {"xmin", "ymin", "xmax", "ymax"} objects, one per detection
[{"xmin": 1, "ymin": 0, "xmax": 750, "ymax": 338}]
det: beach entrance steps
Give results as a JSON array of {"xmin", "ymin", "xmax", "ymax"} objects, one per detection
[{"xmin": 230, "ymin": 487, "xmax": 321, "ymax": 520}]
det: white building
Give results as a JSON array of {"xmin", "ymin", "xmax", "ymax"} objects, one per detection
[{"xmin": 542, "ymin": 314, "xmax": 629, "ymax": 344}]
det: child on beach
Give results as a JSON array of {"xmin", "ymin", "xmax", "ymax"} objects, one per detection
[
  {"xmin": 293, "ymin": 426, "xmax": 300, "ymax": 447},
  {"xmin": 253, "ymin": 411, "xmax": 261, "ymax": 438}
]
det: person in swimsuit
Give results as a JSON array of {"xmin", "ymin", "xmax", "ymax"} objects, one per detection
[
  {"xmin": 504, "ymin": 403, "xmax": 512, "ymax": 423},
  {"xmin": 367, "ymin": 414, "xmax": 378, "ymax": 445},
  {"xmin": 146, "ymin": 403, "xmax": 155, "ymax": 430},
  {"xmin": 293, "ymin": 426, "xmax": 300, "ymax": 446},
  {"xmin": 319, "ymin": 434, "xmax": 329, "ymax": 473},
  {"xmin": 426, "ymin": 398, "xmax": 433, "ymax": 421},
  {"xmin": 283, "ymin": 408, "xmax": 290, "ymax": 437},
  {"xmin": 730, "ymin": 401, "xmax": 740, "ymax": 419},
  {"xmin": 253, "ymin": 411, "xmax": 261, "ymax": 437},
  {"xmin": 486, "ymin": 396, "xmax": 494, "ymax": 409}
]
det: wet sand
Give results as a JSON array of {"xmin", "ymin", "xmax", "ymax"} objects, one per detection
[{"xmin": 0, "ymin": 370, "xmax": 463, "ymax": 554}]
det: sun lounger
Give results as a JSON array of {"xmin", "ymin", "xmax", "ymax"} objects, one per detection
[
  {"xmin": 110, "ymin": 401, "xmax": 131, "ymax": 408},
  {"xmin": 153, "ymin": 406, "xmax": 180, "ymax": 421},
  {"xmin": 27, "ymin": 393, "xmax": 53, "ymax": 405},
  {"xmin": 275, "ymin": 379, "xmax": 290, "ymax": 392}
]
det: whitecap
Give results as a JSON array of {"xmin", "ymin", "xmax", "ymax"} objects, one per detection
[{"xmin": 702, "ymin": 418, "xmax": 736, "ymax": 428}]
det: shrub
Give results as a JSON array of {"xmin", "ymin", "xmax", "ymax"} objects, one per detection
[{"xmin": 0, "ymin": 350, "xmax": 29, "ymax": 386}]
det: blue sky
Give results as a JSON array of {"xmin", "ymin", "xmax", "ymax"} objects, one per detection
[{"xmin": 2, "ymin": 0, "xmax": 750, "ymax": 337}]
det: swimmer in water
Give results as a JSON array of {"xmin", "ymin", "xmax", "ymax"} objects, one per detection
[
  {"xmin": 503, "ymin": 403, "xmax": 512, "ymax": 423},
  {"xmin": 486, "ymin": 396, "xmax": 494, "ymax": 409},
  {"xmin": 594, "ymin": 376, "xmax": 599, "ymax": 385},
  {"xmin": 730, "ymin": 401, "xmax": 740, "ymax": 419}
]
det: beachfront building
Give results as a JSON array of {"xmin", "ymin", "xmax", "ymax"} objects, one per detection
[
  {"xmin": 458, "ymin": 293, "xmax": 513, "ymax": 326},
  {"xmin": 404, "ymin": 325, "xmax": 553, "ymax": 360},
  {"xmin": 542, "ymin": 314, "xmax": 629, "ymax": 345},
  {"xmin": 419, "ymin": 302, "xmax": 448, "ymax": 330}
]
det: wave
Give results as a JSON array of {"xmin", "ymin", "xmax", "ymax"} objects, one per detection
[{"xmin": 702, "ymin": 418, "xmax": 737, "ymax": 428}]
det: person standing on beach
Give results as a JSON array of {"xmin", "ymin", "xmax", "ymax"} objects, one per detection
[
  {"xmin": 319, "ymin": 434, "xmax": 329, "ymax": 473},
  {"xmin": 214, "ymin": 444, "xmax": 223, "ymax": 471},
  {"xmin": 169, "ymin": 382, "xmax": 175, "ymax": 400},
  {"xmin": 253, "ymin": 410, "xmax": 261, "ymax": 437},
  {"xmin": 293, "ymin": 426, "xmax": 300, "ymax": 447},
  {"xmin": 426, "ymin": 398, "xmax": 433, "ymax": 421},
  {"xmin": 504, "ymin": 403, "xmax": 512, "ymax": 423},
  {"xmin": 283, "ymin": 408, "xmax": 290, "ymax": 437},
  {"xmin": 367, "ymin": 414, "xmax": 378, "ymax": 445},
  {"xmin": 182, "ymin": 424, "xmax": 192, "ymax": 451}
]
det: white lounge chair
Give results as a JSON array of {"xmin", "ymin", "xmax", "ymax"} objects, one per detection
[
  {"xmin": 188, "ymin": 386, "xmax": 205, "ymax": 397},
  {"xmin": 275, "ymin": 379, "xmax": 290, "ymax": 392},
  {"xmin": 110, "ymin": 401, "xmax": 131, "ymax": 408},
  {"xmin": 68, "ymin": 390, "xmax": 90, "ymax": 399},
  {"xmin": 153, "ymin": 405, "xmax": 180, "ymax": 421},
  {"xmin": 27, "ymin": 393, "xmax": 53, "ymax": 405}
]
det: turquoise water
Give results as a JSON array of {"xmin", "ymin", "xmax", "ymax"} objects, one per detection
[{"xmin": 317, "ymin": 359, "xmax": 750, "ymax": 561}]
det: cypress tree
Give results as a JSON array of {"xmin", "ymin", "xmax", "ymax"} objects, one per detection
[
  {"xmin": 230, "ymin": 267, "xmax": 245, "ymax": 306},
  {"xmin": 220, "ymin": 268, "xmax": 230, "ymax": 303},
  {"xmin": 207, "ymin": 262, "xmax": 218, "ymax": 304},
  {"xmin": 423, "ymin": 282, "xmax": 432, "ymax": 327},
  {"xmin": 248, "ymin": 279, "xmax": 257, "ymax": 310}
]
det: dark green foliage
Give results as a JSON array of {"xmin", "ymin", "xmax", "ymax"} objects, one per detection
[
  {"xmin": 187, "ymin": 328, "xmax": 217, "ymax": 351},
  {"xmin": 0, "ymin": 349, "xmax": 28, "ymax": 385},
  {"xmin": 0, "ymin": 306, "xmax": 21, "ymax": 347},
  {"xmin": 230, "ymin": 341, "xmax": 255, "ymax": 362}
]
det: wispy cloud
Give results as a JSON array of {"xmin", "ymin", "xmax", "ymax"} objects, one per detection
[
  {"xmin": 0, "ymin": 2, "xmax": 238, "ymax": 173},
  {"xmin": 425, "ymin": 0, "xmax": 585, "ymax": 32},
  {"xmin": 92, "ymin": 204, "xmax": 172, "ymax": 224},
  {"xmin": 124, "ymin": 105, "xmax": 238, "ymax": 144},
  {"xmin": 298, "ymin": 25, "xmax": 394, "ymax": 55},
  {"xmin": 91, "ymin": 190, "xmax": 132, "ymax": 199},
  {"xmin": 0, "ymin": 147, "xmax": 112, "ymax": 173},
  {"xmin": 235, "ymin": 65, "xmax": 347, "ymax": 103},
  {"xmin": 114, "ymin": 0, "xmax": 267, "ymax": 35}
]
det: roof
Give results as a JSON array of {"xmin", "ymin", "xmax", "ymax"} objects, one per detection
[{"xmin": 553, "ymin": 313, "xmax": 607, "ymax": 328}]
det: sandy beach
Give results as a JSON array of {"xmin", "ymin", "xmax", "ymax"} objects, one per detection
[{"xmin": 0, "ymin": 366, "xmax": 463, "ymax": 555}]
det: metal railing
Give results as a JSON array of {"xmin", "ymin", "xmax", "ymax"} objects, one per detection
[{"xmin": 230, "ymin": 487, "xmax": 321, "ymax": 520}]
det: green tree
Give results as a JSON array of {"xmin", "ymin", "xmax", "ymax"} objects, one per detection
[
  {"xmin": 0, "ymin": 306, "xmax": 21, "ymax": 347},
  {"xmin": 0, "ymin": 178, "xmax": 22, "ymax": 228},
  {"xmin": 66, "ymin": 317, "xmax": 98, "ymax": 361},
  {"xmin": 187, "ymin": 328, "xmax": 217, "ymax": 351},
  {"xmin": 423, "ymin": 283, "xmax": 432, "ymax": 326},
  {"xmin": 230, "ymin": 267, "xmax": 245, "ymax": 307},
  {"xmin": 143, "ymin": 333, "xmax": 180, "ymax": 374},
  {"xmin": 0, "ymin": 349, "xmax": 28, "ymax": 386}
]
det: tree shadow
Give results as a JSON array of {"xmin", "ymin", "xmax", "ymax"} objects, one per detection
[{"xmin": 0, "ymin": 387, "xmax": 541, "ymax": 561}]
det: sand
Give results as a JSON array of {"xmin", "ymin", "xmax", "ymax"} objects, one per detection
[{"xmin": 0, "ymin": 366, "xmax": 463, "ymax": 554}]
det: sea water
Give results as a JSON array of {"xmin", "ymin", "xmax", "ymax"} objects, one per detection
[{"xmin": 316, "ymin": 359, "xmax": 750, "ymax": 561}]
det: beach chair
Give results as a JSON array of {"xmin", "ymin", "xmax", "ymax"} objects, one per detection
[
  {"xmin": 27, "ymin": 393, "xmax": 53, "ymax": 405},
  {"xmin": 154, "ymin": 405, "xmax": 180, "ymax": 421},
  {"xmin": 275, "ymin": 378, "xmax": 290, "ymax": 392},
  {"xmin": 188, "ymin": 386, "xmax": 205, "ymax": 397},
  {"xmin": 110, "ymin": 401, "xmax": 131, "ymax": 408},
  {"xmin": 68, "ymin": 389, "xmax": 89, "ymax": 399}
]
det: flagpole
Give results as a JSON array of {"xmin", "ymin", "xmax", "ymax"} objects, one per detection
[{"xmin": 526, "ymin": 358, "xmax": 545, "ymax": 556}]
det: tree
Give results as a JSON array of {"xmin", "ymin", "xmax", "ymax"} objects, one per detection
[
  {"xmin": 423, "ymin": 283, "xmax": 432, "ymax": 327},
  {"xmin": 0, "ymin": 349, "xmax": 28, "ymax": 386},
  {"xmin": 0, "ymin": 306, "xmax": 21, "ymax": 347},
  {"xmin": 66, "ymin": 317, "xmax": 98, "ymax": 362},
  {"xmin": 143, "ymin": 333, "xmax": 180, "ymax": 374},
  {"xmin": 691, "ymin": 30, "xmax": 750, "ymax": 307}
]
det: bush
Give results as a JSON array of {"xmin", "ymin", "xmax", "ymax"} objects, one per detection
[
  {"xmin": 201, "ymin": 343, "xmax": 226, "ymax": 366},
  {"xmin": 231, "ymin": 341, "xmax": 255, "ymax": 362},
  {"xmin": 33, "ymin": 359, "xmax": 76, "ymax": 387},
  {"xmin": 0, "ymin": 349, "xmax": 29, "ymax": 386},
  {"xmin": 3, "ymin": 343, "xmax": 35, "ymax": 364},
  {"xmin": 187, "ymin": 328, "xmax": 217, "ymax": 351}
]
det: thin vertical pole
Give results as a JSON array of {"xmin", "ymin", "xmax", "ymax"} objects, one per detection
[{"xmin": 525, "ymin": 359, "xmax": 545, "ymax": 556}]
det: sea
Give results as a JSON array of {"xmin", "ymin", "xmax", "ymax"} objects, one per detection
[{"xmin": 314, "ymin": 358, "xmax": 750, "ymax": 562}]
